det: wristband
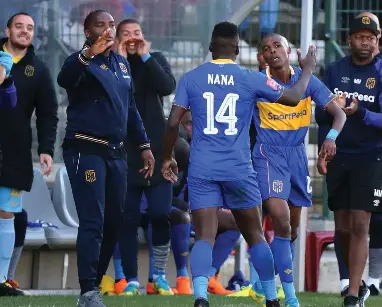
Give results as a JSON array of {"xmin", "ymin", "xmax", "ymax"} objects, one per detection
[
  {"xmin": 141, "ymin": 53, "xmax": 151, "ymax": 63},
  {"xmin": 139, "ymin": 143, "xmax": 151, "ymax": 152},
  {"xmin": 78, "ymin": 50, "xmax": 91, "ymax": 66},
  {"xmin": 82, "ymin": 48, "xmax": 96, "ymax": 59},
  {"xmin": 326, "ymin": 128, "xmax": 339, "ymax": 141},
  {"xmin": 78, "ymin": 48, "xmax": 96, "ymax": 66}
]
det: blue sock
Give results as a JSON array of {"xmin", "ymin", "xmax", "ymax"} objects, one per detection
[
  {"xmin": 273, "ymin": 239, "xmax": 278, "ymax": 276},
  {"xmin": 190, "ymin": 240, "xmax": 212, "ymax": 300},
  {"xmin": 148, "ymin": 223, "xmax": 155, "ymax": 281},
  {"xmin": 335, "ymin": 231, "xmax": 349, "ymax": 280},
  {"xmin": 248, "ymin": 241, "xmax": 277, "ymax": 300},
  {"xmin": 249, "ymin": 259, "xmax": 263, "ymax": 293},
  {"xmin": 290, "ymin": 240, "xmax": 295, "ymax": 271},
  {"xmin": 209, "ymin": 230, "xmax": 240, "ymax": 278},
  {"xmin": 282, "ymin": 282, "xmax": 299, "ymax": 305},
  {"xmin": 271, "ymin": 236, "xmax": 297, "ymax": 303},
  {"xmin": 128, "ymin": 277, "xmax": 139, "ymax": 283},
  {"xmin": 113, "ymin": 243, "xmax": 126, "ymax": 280},
  {"xmin": 0, "ymin": 218, "xmax": 15, "ymax": 282},
  {"xmin": 193, "ymin": 276, "xmax": 209, "ymax": 300},
  {"xmin": 171, "ymin": 223, "xmax": 191, "ymax": 278},
  {"xmin": 208, "ymin": 266, "xmax": 217, "ymax": 278},
  {"xmin": 290, "ymin": 240, "xmax": 295, "ymax": 261},
  {"xmin": 271, "ymin": 236, "xmax": 294, "ymax": 283}
]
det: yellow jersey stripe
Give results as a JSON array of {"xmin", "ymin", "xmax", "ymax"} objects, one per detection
[{"xmin": 257, "ymin": 97, "xmax": 312, "ymax": 131}]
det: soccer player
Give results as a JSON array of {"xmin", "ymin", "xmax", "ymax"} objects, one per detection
[
  {"xmin": 316, "ymin": 16, "xmax": 382, "ymax": 307},
  {"xmin": 179, "ymin": 110, "xmax": 242, "ymax": 296},
  {"xmin": 161, "ymin": 21, "xmax": 316, "ymax": 307},
  {"xmin": 228, "ymin": 51, "xmax": 284, "ymax": 301},
  {"xmin": 251, "ymin": 33, "xmax": 346, "ymax": 307}
]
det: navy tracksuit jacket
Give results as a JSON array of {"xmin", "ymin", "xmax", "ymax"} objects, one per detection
[
  {"xmin": 315, "ymin": 55, "xmax": 382, "ymax": 153},
  {"xmin": 57, "ymin": 44, "xmax": 149, "ymax": 290}
]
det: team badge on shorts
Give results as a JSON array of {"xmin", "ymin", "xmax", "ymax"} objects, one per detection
[
  {"xmin": 272, "ymin": 180, "xmax": 283, "ymax": 193},
  {"xmin": 119, "ymin": 62, "xmax": 128, "ymax": 74},
  {"xmin": 100, "ymin": 64, "xmax": 108, "ymax": 70}
]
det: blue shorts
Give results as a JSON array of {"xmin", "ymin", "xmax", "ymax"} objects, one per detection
[
  {"xmin": 0, "ymin": 187, "xmax": 22, "ymax": 213},
  {"xmin": 187, "ymin": 172, "xmax": 262, "ymax": 212},
  {"xmin": 253, "ymin": 143, "xmax": 312, "ymax": 207}
]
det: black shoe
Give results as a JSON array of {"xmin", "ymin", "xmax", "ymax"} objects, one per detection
[
  {"xmin": 358, "ymin": 280, "xmax": 370, "ymax": 307},
  {"xmin": 266, "ymin": 299, "xmax": 281, "ymax": 307},
  {"xmin": 368, "ymin": 284, "xmax": 380, "ymax": 296},
  {"xmin": 341, "ymin": 285, "xmax": 349, "ymax": 297},
  {"xmin": 194, "ymin": 298, "xmax": 209, "ymax": 307},
  {"xmin": 0, "ymin": 282, "xmax": 25, "ymax": 296},
  {"xmin": 343, "ymin": 296, "xmax": 360, "ymax": 307}
]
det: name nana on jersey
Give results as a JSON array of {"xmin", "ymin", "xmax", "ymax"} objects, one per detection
[{"xmin": 208, "ymin": 74, "xmax": 234, "ymax": 86}]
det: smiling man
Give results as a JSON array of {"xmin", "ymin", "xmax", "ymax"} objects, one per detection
[
  {"xmin": 0, "ymin": 12, "xmax": 58, "ymax": 296},
  {"xmin": 111, "ymin": 18, "xmax": 176, "ymax": 296}
]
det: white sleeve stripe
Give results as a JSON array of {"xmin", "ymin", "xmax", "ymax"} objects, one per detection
[{"xmin": 78, "ymin": 53, "xmax": 90, "ymax": 66}]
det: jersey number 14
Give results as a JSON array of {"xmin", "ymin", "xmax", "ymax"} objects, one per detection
[{"xmin": 203, "ymin": 92, "xmax": 239, "ymax": 135}]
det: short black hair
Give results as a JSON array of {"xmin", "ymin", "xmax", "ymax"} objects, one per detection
[
  {"xmin": 211, "ymin": 21, "xmax": 239, "ymax": 40},
  {"xmin": 6, "ymin": 12, "xmax": 32, "ymax": 28},
  {"xmin": 84, "ymin": 10, "xmax": 106, "ymax": 30},
  {"xmin": 259, "ymin": 33, "xmax": 289, "ymax": 49},
  {"xmin": 116, "ymin": 18, "xmax": 141, "ymax": 36}
]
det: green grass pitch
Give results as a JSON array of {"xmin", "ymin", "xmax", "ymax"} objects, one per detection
[{"xmin": 0, "ymin": 293, "xmax": 381, "ymax": 307}]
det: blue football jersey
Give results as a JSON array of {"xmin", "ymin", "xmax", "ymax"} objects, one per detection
[
  {"xmin": 254, "ymin": 66, "xmax": 335, "ymax": 146},
  {"xmin": 173, "ymin": 59, "xmax": 284, "ymax": 181}
]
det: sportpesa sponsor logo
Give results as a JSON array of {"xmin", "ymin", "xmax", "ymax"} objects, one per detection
[
  {"xmin": 268, "ymin": 110, "xmax": 307, "ymax": 120},
  {"xmin": 334, "ymin": 88, "xmax": 375, "ymax": 102}
]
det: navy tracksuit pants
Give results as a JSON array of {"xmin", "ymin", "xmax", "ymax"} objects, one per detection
[
  {"xmin": 63, "ymin": 148, "xmax": 127, "ymax": 293},
  {"xmin": 121, "ymin": 182, "xmax": 173, "ymax": 280},
  {"xmin": 95, "ymin": 180, "xmax": 173, "ymax": 283}
]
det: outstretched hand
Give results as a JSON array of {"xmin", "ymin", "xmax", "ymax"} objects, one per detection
[{"xmin": 297, "ymin": 45, "xmax": 316, "ymax": 72}]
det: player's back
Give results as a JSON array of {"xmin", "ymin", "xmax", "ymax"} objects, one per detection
[{"xmin": 184, "ymin": 60, "xmax": 255, "ymax": 181}]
